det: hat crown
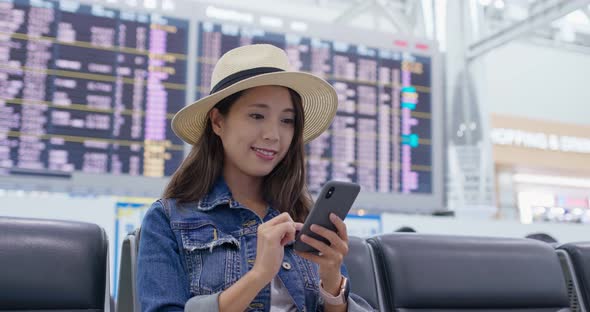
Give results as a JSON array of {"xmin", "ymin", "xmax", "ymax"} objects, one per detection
[{"xmin": 210, "ymin": 44, "xmax": 291, "ymax": 91}]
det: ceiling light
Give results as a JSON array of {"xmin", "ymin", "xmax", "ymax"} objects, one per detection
[
  {"xmin": 493, "ymin": 0, "xmax": 505, "ymax": 9},
  {"xmin": 565, "ymin": 10, "xmax": 590, "ymax": 25}
]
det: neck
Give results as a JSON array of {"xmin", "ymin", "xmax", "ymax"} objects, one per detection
[{"xmin": 222, "ymin": 166, "xmax": 266, "ymax": 217}]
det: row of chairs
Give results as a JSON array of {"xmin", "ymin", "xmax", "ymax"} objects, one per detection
[
  {"xmin": 116, "ymin": 224, "xmax": 590, "ymax": 311},
  {"xmin": 1, "ymin": 215, "xmax": 589, "ymax": 311},
  {"xmin": 346, "ymin": 235, "xmax": 589, "ymax": 311}
]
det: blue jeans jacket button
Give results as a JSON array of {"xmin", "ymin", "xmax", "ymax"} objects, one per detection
[{"xmin": 282, "ymin": 261, "xmax": 292, "ymax": 270}]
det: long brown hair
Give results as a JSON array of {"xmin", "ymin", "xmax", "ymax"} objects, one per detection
[{"xmin": 164, "ymin": 88, "xmax": 312, "ymax": 222}]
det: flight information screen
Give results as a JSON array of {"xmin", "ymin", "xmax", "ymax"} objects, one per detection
[
  {"xmin": 197, "ymin": 22, "xmax": 432, "ymax": 194},
  {"xmin": 0, "ymin": 0, "xmax": 187, "ymax": 178}
]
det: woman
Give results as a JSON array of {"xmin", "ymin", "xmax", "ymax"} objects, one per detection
[{"xmin": 137, "ymin": 44, "xmax": 373, "ymax": 312}]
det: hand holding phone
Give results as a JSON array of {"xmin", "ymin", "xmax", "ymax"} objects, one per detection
[{"xmin": 293, "ymin": 181, "xmax": 361, "ymax": 254}]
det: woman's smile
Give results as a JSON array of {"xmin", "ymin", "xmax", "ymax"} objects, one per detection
[{"xmin": 251, "ymin": 146, "xmax": 278, "ymax": 160}]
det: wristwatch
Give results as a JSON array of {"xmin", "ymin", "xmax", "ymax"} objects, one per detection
[{"xmin": 319, "ymin": 276, "xmax": 349, "ymax": 305}]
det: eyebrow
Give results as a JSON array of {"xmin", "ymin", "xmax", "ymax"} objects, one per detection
[{"xmin": 248, "ymin": 103, "xmax": 294, "ymax": 113}]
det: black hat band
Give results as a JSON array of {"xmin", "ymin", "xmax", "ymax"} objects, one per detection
[{"xmin": 209, "ymin": 67, "xmax": 285, "ymax": 95}]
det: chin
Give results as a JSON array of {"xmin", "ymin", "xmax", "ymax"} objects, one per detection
[{"xmin": 248, "ymin": 167, "xmax": 275, "ymax": 177}]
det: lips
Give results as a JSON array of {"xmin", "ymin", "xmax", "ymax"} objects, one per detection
[
  {"xmin": 251, "ymin": 146, "xmax": 278, "ymax": 160},
  {"xmin": 251, "ymin": 147, "xmax": 278, "ymax": 156}
]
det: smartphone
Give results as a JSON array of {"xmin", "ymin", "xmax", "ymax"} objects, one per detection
[{"xmin": 293, "ymin": 181, "xmax": 361, "ymax": 254}]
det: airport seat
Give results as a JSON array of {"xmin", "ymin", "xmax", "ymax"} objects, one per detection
[
  {"xmin": 367, "ymin": 233, "xmax": 571, "ymax": 312},
  {"xmin": 116, "ymin": 228, "xmax": 142, "ymax": 312},
  {"xmin": 0, "ymin": 216, "xmax": 111, "ymax": 311},
  {"xmin": 344, "ymin": 236, "xmax": 385, "ymax": 311},
  {"xmin": 557, "ymin": 242, "xmax": 590, "ymax": 312}
]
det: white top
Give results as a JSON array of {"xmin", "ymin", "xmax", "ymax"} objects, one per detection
[{"xmin": 270, "ymin": 276, "xmax": 298, "ymax": 312}]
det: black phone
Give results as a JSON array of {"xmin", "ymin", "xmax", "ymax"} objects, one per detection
[{"xmin": 293, "ymin": 181, "xmax": 361, "ymax": 254}]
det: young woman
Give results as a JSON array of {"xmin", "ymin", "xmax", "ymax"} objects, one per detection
[{"xmin": 137, "ymin": 44, "xmax": 373, "ymax": 312}]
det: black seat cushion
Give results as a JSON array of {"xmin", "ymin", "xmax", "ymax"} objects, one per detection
[
  {"xmin": 368, "ymin": 234, "xmax": 570, "ymax": 311},
  {"xmin": 559, "ymin": 242, "xmax": 590, "ymax": 307},
  {"xmin": 344, "ymin": 236, "xmax": 380, "ymax": 310},
  {"xmin": 0, "ymin": 217, "xmax": 107, "ymax": 310}
]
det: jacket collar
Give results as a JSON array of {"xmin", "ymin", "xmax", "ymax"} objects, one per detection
[
  {"xmin": 196, "ymin": 177, "xmax": 241, "ymax": 211},
  {"xmin": 196, "ymin": 177, "xmax": 280, "ymax": 221}
]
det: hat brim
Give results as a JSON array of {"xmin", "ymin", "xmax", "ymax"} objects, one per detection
[{"xmin": 172, "ymin": 71, "xmax": 338, "ymax": 145}]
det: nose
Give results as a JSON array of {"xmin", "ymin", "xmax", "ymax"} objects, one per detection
[{"xmin": 262, "ymin": 120, "xmax": 280, "ymax": 142}]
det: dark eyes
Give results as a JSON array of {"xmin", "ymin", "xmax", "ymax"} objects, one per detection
[
  {"xmin": 249, "ymin": 113, "xmax": 264, "ymax": 120},
  {"xmin": 249, "ymin": 113, "xmax": 295, "ymax": 124}
]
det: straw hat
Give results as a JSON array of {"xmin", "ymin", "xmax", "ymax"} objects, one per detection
[{"xmin": 172, "ymin": 44, "xmax": 338, "ymax": 145}]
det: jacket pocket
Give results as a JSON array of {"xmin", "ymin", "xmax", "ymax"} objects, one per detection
[{"xmin": 176, "ymin": 221, "xmax": 241, "ymax": 294}]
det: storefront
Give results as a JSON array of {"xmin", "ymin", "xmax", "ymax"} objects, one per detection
[{"xmin": 490, "ymin": 114, "xmax": 590, "ymax": 224}]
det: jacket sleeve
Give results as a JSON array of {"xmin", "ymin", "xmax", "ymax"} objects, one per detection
[
  {"xmin": 319, "ymin": 264, "xmax": 375, "ymax": 311},
  {"xmin": 346, "ymin": 293, "xmax": 376, "ymax": 312},
  {"xmin": 136, "ymin": 200, "xmax": 222, "ymax": 312},
  {"xmin": 184, "ymin": 293, "xmax": 221, "ymax": 312}
]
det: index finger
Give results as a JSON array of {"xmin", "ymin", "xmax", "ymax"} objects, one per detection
[
  {"xmin": 330, "ymin": 213, "xmax": 348, "ymax": 243},
  {"xmin": 295, "ymin": 222, "xmax": 304, "ymax": 231}
]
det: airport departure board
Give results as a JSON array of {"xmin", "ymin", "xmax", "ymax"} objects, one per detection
[
  {"xmin": 0, "ymin": 0, "xmax": 187, "ymax": 178},
  {"xmin": 197, "ymin": 22, "xmax": 433, "ymax": 194}
]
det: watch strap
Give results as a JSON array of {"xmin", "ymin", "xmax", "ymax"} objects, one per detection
[{"xmin": 319, "ymin": 276, "xmax": 348, "ymax": 305}]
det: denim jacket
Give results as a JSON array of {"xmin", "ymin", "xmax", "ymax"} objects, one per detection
[{"xmin": 137, "ymin": 178, "xmax": 374, "ymax": 312}]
